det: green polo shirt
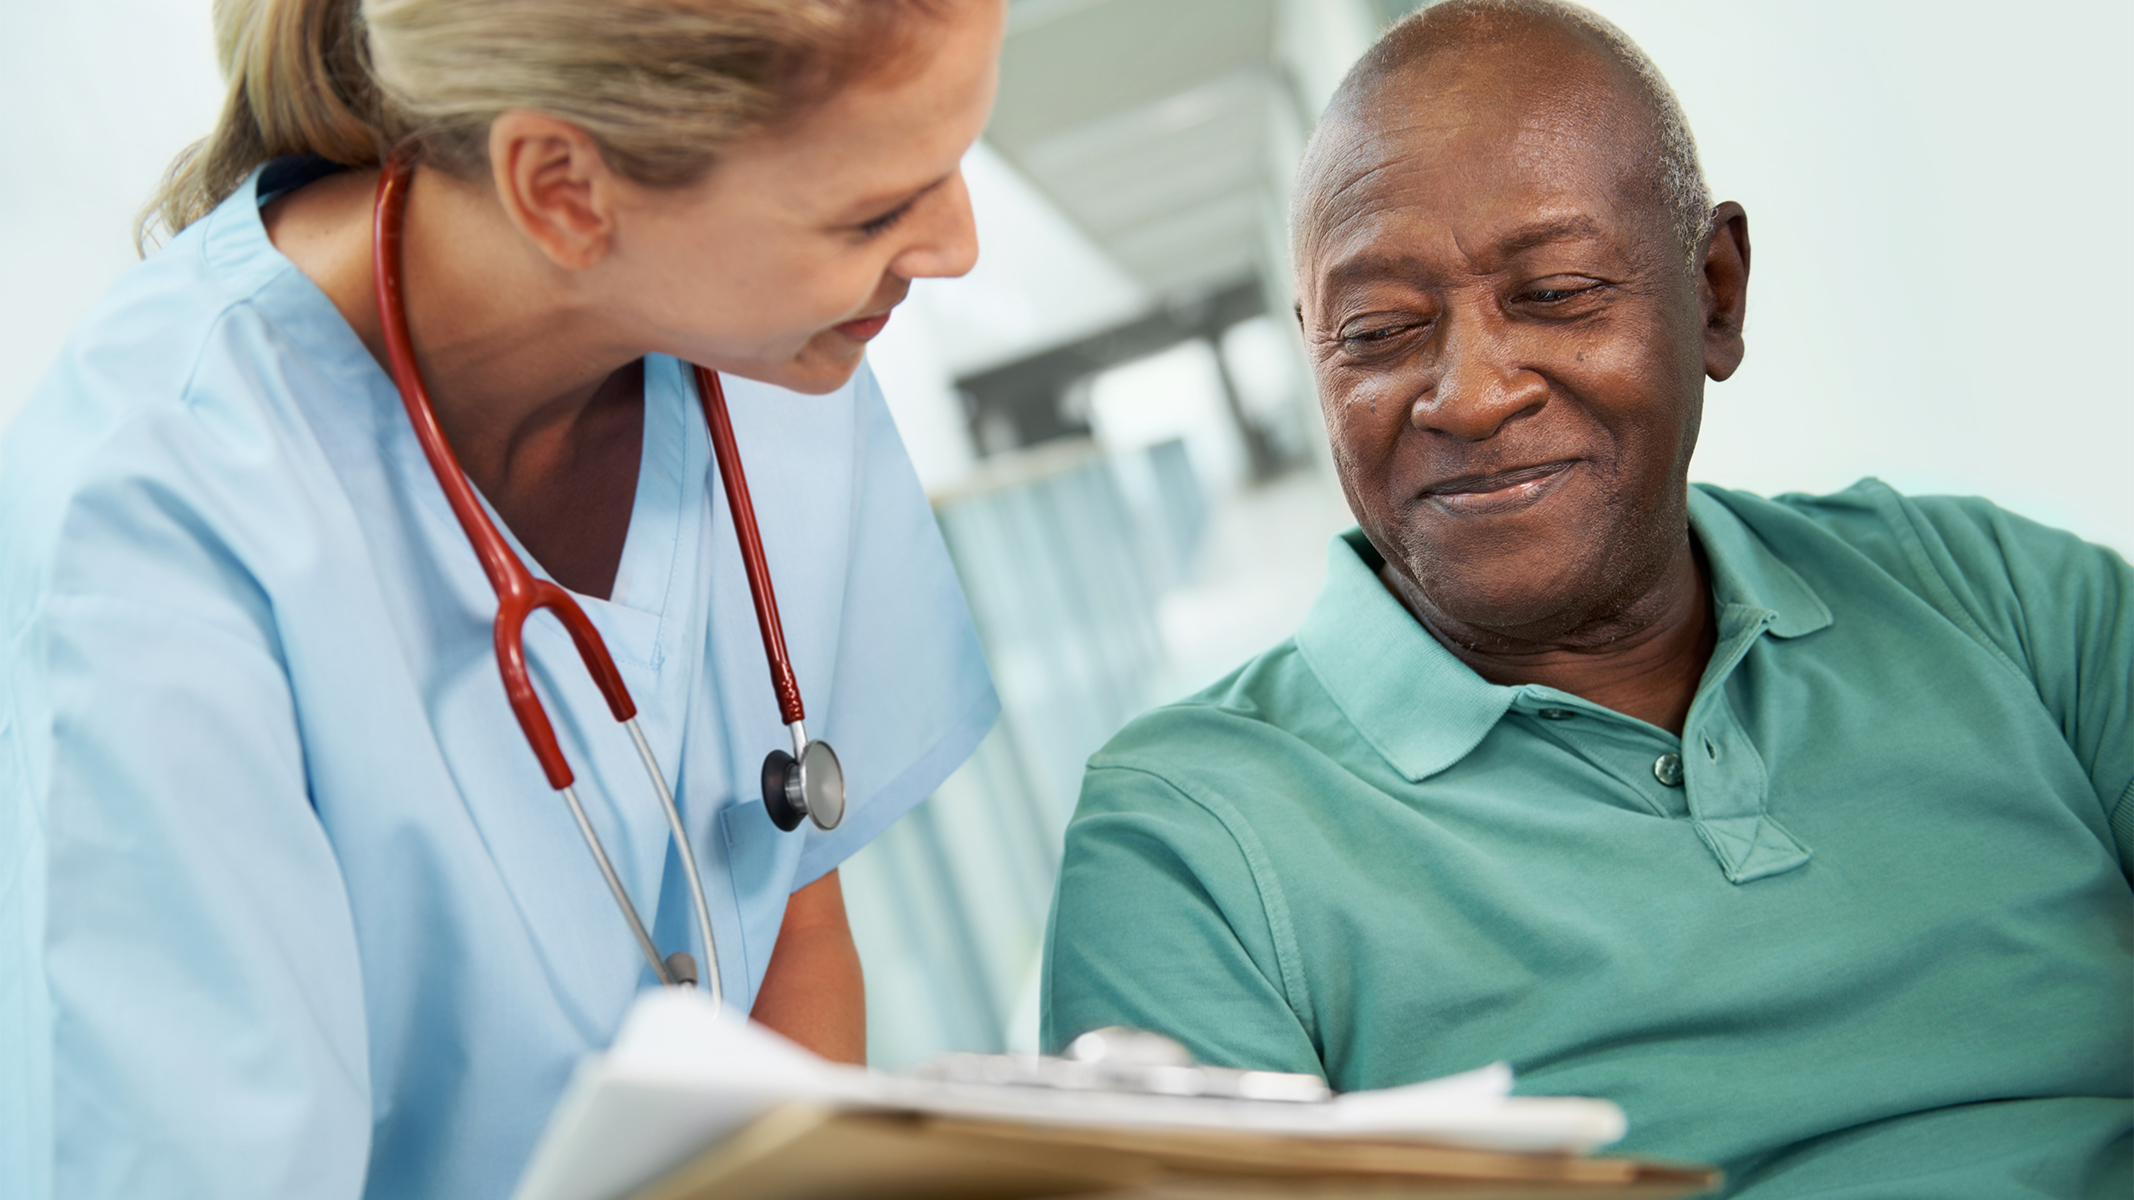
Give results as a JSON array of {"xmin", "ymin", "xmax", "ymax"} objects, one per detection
[{"xmin": 1042, "ymin": 481, "xmax": 2133, "ymax": 1197}]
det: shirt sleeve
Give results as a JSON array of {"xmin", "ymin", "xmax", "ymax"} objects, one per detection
[
  {"xmin": 1041, "ymin": 759, "xmax": 1325, "ymax": 1078},
  {"xmin": 1900, "ymin": 494, "xmax": 2133, "ymax": 874},
  {"xmin": 1800, "ymin": 482, "xmax": 2134, "ymax": 875},
  {"xmin": 792, "ymin": 365, "xmax": 998, "ymax": 886},
  {"xmin": 1, "ymin": 412, "xmax": 371, "ymax": 1200}
]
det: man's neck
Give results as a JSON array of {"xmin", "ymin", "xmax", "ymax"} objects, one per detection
[{"xmin": 1383, "ymin": 537, "xmax": 1715, "ymax": 735}]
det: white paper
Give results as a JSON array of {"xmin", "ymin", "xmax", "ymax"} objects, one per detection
[{"xmin": 510, "ymin": 990, "xmax": 1627, "ymax": 1200}]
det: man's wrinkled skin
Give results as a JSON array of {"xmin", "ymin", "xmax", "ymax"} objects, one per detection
[{"xmin": 1294, "ymin": 12, "xmax": 1750, "ymax": 734}]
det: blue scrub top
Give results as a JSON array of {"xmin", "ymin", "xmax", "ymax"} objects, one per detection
[{"xmin": 0, "ymin": 161, "xmax": 998, "ymax": 1200}]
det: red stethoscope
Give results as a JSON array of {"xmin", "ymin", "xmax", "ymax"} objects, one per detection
[{"xmin": 370, "ymin": 156, "xmax": 845, "ymax": 1001}]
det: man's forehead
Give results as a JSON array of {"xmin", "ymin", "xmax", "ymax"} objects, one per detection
[
  {"xmin": 1295, "ymin": 25, "xmax": 1667, "ymax": 263},
  {"xmin": 1305, "ymin": 96, "xmax": 1652, "ymax": 264},
  {"xmin": 1316, "ymin": 204, "xmax": 1614, "ymax": 291},
  {"xmin": 1336, "ymin": 13, "xmax": 1645, "ymax": 146},
  {"xmin": 1321, "ymin": 105, "xmax": 1628, "ymax": 201}
]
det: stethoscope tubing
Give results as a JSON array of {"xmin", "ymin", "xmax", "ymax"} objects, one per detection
[
  {"xmin": 370, "ymin": 156, "xmax": 728, "ymax": 1002},
  {"xmin": 696, "ymin": 364, "xmax": 807, "ymax": 730}
]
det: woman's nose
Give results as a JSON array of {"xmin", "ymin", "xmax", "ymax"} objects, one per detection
[
  {"xmin": 894, "ymin": 171, "xmax": 980, "ymax": 281},
  {"xmin": 1410, "ymin": 313, "xmax": 1548, "ymax": 441}
]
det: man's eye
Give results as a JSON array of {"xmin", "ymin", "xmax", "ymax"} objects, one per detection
[
  {"xmin": 1520, "ymin": 280, "xmax": 1605, "ymax": 305},
  {"xmin": 1340, "ymin": 322, "xmax": 1423, "ymax": 350}
]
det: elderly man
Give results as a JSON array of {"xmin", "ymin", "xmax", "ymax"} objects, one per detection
[{"xmin": 1040, "ymin": 1, "xmax": 2132, "ymax": 1194}]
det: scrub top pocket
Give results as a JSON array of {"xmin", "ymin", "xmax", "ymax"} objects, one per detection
[{"xmin": 718, "ymin": 799, "xmax": 803, "ymax": 1009}]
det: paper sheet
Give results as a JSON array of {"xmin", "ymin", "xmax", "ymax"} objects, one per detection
[{"xmin": 511, "ymin": 990, "xmax": 1628, "ymax": 1200}]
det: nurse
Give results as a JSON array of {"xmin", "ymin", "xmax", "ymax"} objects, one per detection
[{"xmin": 0, "ymin": 0, "xmax": 1004, "ymax": 1197}]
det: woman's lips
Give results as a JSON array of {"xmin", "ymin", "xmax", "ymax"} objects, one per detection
[
  {"xmin": 1421, "ymin": 461, "xmax": 1578, "ymax": 515},
  {"xmin": 833, "ymin": 311, "xmax": 892, "ymax": 342}
]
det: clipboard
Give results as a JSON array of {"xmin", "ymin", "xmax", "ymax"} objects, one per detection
[
  {"xmin": 634, "ymin": 1103, "xmax": 1720, "ymax": 1199},
  {"xmin": 512, "ymin": 991, "xmax": 1721, "ymax": 1200}
]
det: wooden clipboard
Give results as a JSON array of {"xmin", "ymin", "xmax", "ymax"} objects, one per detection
[{"xmin": 632, "ymin": 1103, "xmax": 1721, "ymax": 1200}]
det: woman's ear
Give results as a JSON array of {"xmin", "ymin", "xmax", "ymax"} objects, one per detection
[
  {"xmin": 488, "ymin": 111, "xmax": 619, "ymax": 271},
  {"xmin": 1701, "ymin": 201, "xmax": 1750, "ymax": 382}
]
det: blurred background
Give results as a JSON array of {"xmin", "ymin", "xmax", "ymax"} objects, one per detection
[{"xmin": 3, "ymin": 0, "xmax": 2128, "ymax": 1069}]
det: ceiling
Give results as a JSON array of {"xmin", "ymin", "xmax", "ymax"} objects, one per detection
[
  {"xmin": 989, "ymin": 0, "xmax": 1302, "ymax": 300},
  {"xmin": 988, "ymin": 0, "xmax": 1427, "ymax": 306}
]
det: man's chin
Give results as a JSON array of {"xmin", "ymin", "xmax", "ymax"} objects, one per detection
[{"xmin": 1389, "ymin": 537, "xmax": 1618, "ymax": 642}]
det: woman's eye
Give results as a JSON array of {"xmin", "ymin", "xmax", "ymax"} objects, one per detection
[{"xmin": 858, "ymin": 203, "xmax": 913, "ymax": 238}]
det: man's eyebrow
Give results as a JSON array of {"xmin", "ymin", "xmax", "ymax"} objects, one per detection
[
  {"xmin": 1317, "ymin": 214, "xmax": 1608, "ymax": 292},
  {"xmin": 1320, "ymin": 248, "xmax": 1435, "ymax": 294},
  {"xmin": 1492, "ymin": 214, "xmax": 1606, "ymax": 257}
]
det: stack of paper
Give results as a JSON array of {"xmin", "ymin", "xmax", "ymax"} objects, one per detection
[{"xmin": 511, "ymin": 990, "xmax": 1711, "ymax": 1200}]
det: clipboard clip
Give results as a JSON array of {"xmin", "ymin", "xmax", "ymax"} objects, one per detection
[{"xmin": 909, "ymin": 1026, "xmax": 1332, "ymax": 1104}]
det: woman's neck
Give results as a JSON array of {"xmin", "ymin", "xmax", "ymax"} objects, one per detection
[{"xmin": 265, "ymin": 164, "xmax": 647, "ymax": 597}]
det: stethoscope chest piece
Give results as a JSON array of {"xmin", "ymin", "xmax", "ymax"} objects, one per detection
[
  {"xmin": 688, "ymin": 361, "xmax": 847, "ymax": 837},
  {"xmin": 763, "ymin": 735, "xmax": 846, "ymax": 832},
  {"xmin": 374, "ymin": 159, "xmax": 857, "ymax": 1002}
]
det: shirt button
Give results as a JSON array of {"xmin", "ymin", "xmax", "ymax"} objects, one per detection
[
  {"xmin": 1653, "ymin": 753, "xmax": 1685, "ymax": 787},
  {"xmin": 1538, "ymin": 708, "xmax": 1574, "ymax": 720}
]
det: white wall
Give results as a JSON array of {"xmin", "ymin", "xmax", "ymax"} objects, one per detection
[
  {"xmin": 866, "ymin": 141, "xmax": 1147, "ymax": 492},
  {"xmin": 1568, "ymin": 0, "xmax": 2132, "ymax": 553},
  {"xmin": 0, "ymin": 1, "xmax": 226, "ymax": 431}
]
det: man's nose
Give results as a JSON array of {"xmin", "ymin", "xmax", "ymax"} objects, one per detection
[
  {"xmin": 894, "ymin": 171, "xmax": 981, "ymax": 282},
  {"xmin": 1411, "ymin": 312, "xmax": 1548, "ymax": 441}
]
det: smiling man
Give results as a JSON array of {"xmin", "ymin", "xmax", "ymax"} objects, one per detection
[{"xmin": 1040, "ymin": 2, "xmax": 2133, "ymax": 1194}]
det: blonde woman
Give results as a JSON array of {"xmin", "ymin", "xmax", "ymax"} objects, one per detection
[{"xmin": 0, "ymin": 0, "xmax": 1005, "ymax": 1196}]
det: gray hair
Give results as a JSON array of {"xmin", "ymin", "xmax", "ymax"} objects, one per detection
[{"xmin": 1296, "ymin": 0, "xmax": 1713, "ymax": 275}]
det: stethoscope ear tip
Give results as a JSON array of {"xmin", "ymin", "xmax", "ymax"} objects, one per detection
[{"xmin": 664, "ymin": 951, "xmax": 700, "ymax": 987}]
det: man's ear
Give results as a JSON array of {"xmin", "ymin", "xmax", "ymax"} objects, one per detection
[
  {"xmin": 488, "ymin": 111, "xmax": 618, "ymax": 271},
  {"xmin": 1700, "ymin": 201, "xmax": 1750, "ymax": 382}
]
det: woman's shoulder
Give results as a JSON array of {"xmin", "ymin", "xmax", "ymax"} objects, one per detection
[
  {"xmin": 0, "ymin": 187, "xmax": 368, "ymax": 623},
  {"xmin": 16, "ymin": 210, "xmax": 289, "ymax": 453},
  {"xmin": 34, "ymin": 164, "xmax": 368, "ymax": 425}
]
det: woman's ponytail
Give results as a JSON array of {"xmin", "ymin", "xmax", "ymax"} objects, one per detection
[
  {"xmin": 138, "ymin": 0, "xmax": 388, "ymax": 250},
  {"xmin": 139, "ymin": 0, "xmax": 957, "ymax": 254}
]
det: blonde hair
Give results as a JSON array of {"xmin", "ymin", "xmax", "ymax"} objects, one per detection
[{"xmin": 141, "ymin": 0, "xmax": 950, "ymax": 250}]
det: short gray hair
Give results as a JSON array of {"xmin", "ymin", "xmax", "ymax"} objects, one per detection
[{"xmin": 1298, "ymin": 0, "xmax": 1713, "ymax": 275}]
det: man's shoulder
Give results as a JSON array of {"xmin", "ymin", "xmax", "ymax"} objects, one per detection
[
  {"xmin": 1082, "ymin": 639, "xmax": 1339, "ymax": 810},
  {"xmin": 1698, "ymin": 477, "xmax": 2119, "ymax": 611},
  {"xmin": 1075, "ymin": 636, "xmax": 1357, "ymax": 819},
  {"xmin": 1699, "ymin": 475, "xmax": 1956, "ymax": 546},
  {"xmin": 1697, "ymin": 478, "xmax": 2128, "ymax": 695}
]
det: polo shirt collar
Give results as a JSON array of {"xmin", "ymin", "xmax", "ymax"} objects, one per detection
[
  {"xmin": 1690, "ymin": 487, "xmax": 1832, "ymax": 639},
  {"xmin": 1294, "ymin": 486, "xmax": 1832, "ymax": 783},
  {"xmin": 1294, "ymin": 529, "xmax": 1515, "ymax": 783}
]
